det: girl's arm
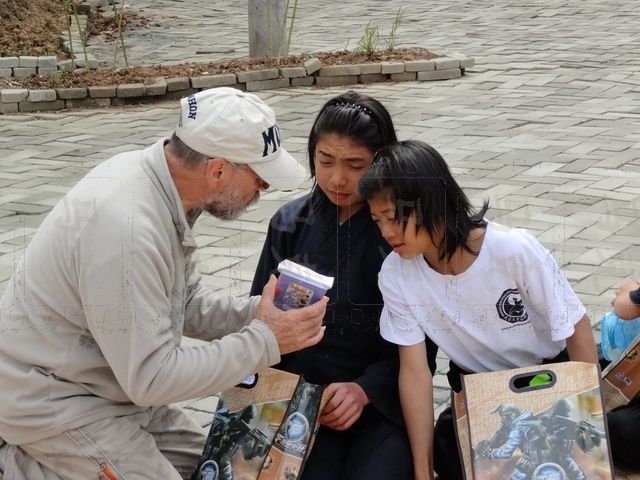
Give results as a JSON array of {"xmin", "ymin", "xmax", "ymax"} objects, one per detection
[
  {"xmin": 565, "ymin": 314, "xmax": 598, "ymax": 363},
  {"xmin": 399, "ymin": 341, "xmax": 435, "ymax": 480}
]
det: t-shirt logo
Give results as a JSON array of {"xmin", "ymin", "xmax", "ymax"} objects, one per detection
[{"xmin": 496, "ymin": 288, "xmax": 528, "ymax": 324}]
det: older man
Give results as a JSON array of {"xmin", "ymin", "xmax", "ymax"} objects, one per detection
[{"xmin": 0, "ymin": 88, "xmax": 326, "ymax": 479}]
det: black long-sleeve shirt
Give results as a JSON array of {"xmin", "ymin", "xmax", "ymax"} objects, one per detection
[{"xmin": 251, "ymin": 192, "xmax": 436, "ymax": 425}]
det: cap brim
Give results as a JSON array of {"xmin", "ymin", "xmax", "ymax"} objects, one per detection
[{"xmin": 250, "ymin": 148, "xmax": 308, "ymax": 191}]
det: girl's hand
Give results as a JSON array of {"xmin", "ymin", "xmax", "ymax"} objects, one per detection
[{"xmin": 319, "ymin": 382, "xmax": 370, "ymax": 430}]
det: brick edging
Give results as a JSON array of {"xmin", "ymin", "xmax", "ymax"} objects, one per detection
[{"xmin": 0, "ymin": 54, "xmax": 475, "ymax": 114}]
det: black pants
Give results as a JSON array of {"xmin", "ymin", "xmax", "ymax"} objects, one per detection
[
  {"xmin": 601, "ymin": 357, "xmax": 640, "ymax": 471},
  {"xmin": 301, "ymin": 408, "xmax": 412, "ymax": 480}
]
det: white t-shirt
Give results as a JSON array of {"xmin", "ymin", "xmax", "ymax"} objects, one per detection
[{"xmin": 379, "ymin": 222, "xmax": 586, "ymax": 373}]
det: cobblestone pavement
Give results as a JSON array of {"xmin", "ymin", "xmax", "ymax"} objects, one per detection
[{"xmin": 1, "ymin": 0, "xmax": 639, "ymax": 436}]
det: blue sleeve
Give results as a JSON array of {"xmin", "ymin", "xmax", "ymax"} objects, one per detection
[{"xmin": 489, "ymin": 429, "xmax": 522, "ymax": 459}]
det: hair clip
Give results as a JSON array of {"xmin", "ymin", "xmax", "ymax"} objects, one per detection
[{"xmin": 335, "ymin": 101, "xmax": 373, "ymax": 116}]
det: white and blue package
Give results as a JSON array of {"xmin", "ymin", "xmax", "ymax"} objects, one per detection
[{"xmin": 274, "ymin": 260, "xmax": 334, "ymax": 311}]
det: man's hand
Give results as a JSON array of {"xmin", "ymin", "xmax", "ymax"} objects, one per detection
[
  {"xmin": 319, "ymin": 382, "xmax": 369, "ymax": 431},
  {"xmin": 256, "ymin": 275, "xmax": 327, "ymax": 355}
]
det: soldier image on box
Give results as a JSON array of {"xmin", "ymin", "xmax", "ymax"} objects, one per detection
[
  {"xmin": 474, "ymin": 398, "xmax": 604, "ymax": 480},
  {"xmin": 539, "ymin": 398, "xmax": 603, "ymax": 480},
  {"xmin": 474, "ymin": 405, "xmax": 551, "ymax": 480},
  {"xmin": 194, "ymin": 403, "xmax": 270, "ymax": 480}
]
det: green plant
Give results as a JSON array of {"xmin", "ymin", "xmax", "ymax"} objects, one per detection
[
  {"xmin": 271, "ymin": 0, "xmax": 299, "ymax": 58},
  {"xmin": 282, "ymin": 0, "xmax": 299, "ymax": 57},
  {"xmin": 50, "ymin": 69, "xmax": 65, "ymax": 86},
  {"xmin": 384, "ymin": 7, "xmax": 404, "ymax": 52},
  {"xmin": 70, "ymin": 0, "xmax": 91, "ymax": 71},
  {"xmin": 111, "ymin": 0, "xmax": 130, "ymax": 69},
  {"xmin": 354, "ymin": 21, "xmax": 379, "ymax": 57},
  {"xmin": 63, "ymin": 0, "xmax": 76, "ymax": 62}
]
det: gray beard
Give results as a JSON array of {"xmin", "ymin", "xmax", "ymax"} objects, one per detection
[{"xmin": 203, "ymin": 189, "xmax": 260, "ymax": 220}]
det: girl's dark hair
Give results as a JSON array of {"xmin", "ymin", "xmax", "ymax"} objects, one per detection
[
  {"xmin": 359, "ymin": 140, "xmax": 489, "ymax": 261},
  {"xmin": 308, "ymin": 91, "xmax": 397, "ymax": 181}
]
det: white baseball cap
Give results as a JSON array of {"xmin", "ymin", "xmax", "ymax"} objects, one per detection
[{"xmin": 175, "ymin": 87, "xmax": 308, "ymax": 190}]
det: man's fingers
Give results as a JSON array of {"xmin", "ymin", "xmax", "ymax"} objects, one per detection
[
  {"xmin": 261, "ymin": 275, "xmax": 278, "ymax": 300},
  {"xmin": 301, "ymin": 325, "xmax": 325, "ymax": 349}
]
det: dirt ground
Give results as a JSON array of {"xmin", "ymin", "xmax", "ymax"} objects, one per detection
[
  {"xmin": 0, "ymin": 0, "xmax": 437, "ymax": 89},
  {"xmin": 0, "ymin": 48, "xmax": 438, "ymax": 89},
  {"xmin": 0, "ymin": 0, "xmax": 66, "ymax": 56}
]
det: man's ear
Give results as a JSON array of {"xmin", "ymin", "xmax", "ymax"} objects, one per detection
[{"xmin": 204, "ymin": 157, "xmax": 228, "ymax": 188}]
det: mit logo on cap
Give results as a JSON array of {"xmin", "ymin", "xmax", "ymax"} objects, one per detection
[
  {"xmin": 262, "ymin": 125, "xmax": 281, "ymax": 157},
  {"xmin": 174, "ymin": 87, "xmax": 307, "ymax": 191},
  {"xmin": 187, "ymin": 95, "xmax": 198, "ymax": 120}
]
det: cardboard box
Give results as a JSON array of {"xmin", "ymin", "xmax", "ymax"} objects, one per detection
[
  {"xmin": 192, "ymin": 368, "xmax": 326, "ymax": 480},
  {"xmin": 602, "ymin": 334, "xmax": 640, "ymax": 411},
  {"xmin": 454, "ymin": 362, "xmax": 614, "ymax": 480}
]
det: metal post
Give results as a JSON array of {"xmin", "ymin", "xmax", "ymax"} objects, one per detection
[{"xmin": 248, "ymin": 0, "xmax": 286, "ymax": 58}]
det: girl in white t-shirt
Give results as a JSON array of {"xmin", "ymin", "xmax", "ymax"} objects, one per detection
[{"xmin": 357, "ymin": 140, "xmax": 598, "ymax": 480}]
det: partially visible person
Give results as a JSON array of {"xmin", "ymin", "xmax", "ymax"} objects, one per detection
[
  {"xmin": 601, "ymin": 279, "xmax": 640, "ymax": 362},
  {"xmin": 251, "ymin": 91, "xmax": 436, "ymax": 480},
  {"xmin": 600, "ymin": 278, "xmax": 640, "ymax": 471},
  {"xmin": 359, "ymin": 140, "xmax": 597, "ymax": 480},
  {"xmin": 0, "ymin": 87, "xmax": 327, "ymax": 480}
]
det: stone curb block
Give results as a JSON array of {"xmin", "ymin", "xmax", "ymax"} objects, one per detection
[
  {"xmin": 449, "ymin": 52, "xmax": 475, "ymax": 68},
  {"xmin": 190, "ymin": 73, "xmax": 237, "ymax": 89},
  {"xmin": 460, "ymin": 57, "xmax": 475, "ymax": 68},
  {"xmin": 236, "ymin": 68, "xmax": 279, "ymax": 83},
  {"xmin": 74, "ymin": 57, "xmax": 99, "ymax": 70},
  {"xmin": 279, "ymin": 67, "xmax": 307, "ymax": 78},
  {"xmin": 245, "ymin": 77, "xmax": 290, "ymax": 92},
  {"xmin": 0, "ymin": 103, "xmax": 19, "ymax": 114},
  {"xmin": 166, "ymin": 77, "xmax": 190, "ymax": 92},
  {"xmin": 38, "ymin": 68, "xmax": 58, "ymax": 76},
  {"xmin": 65, "ymin": 98, "xmax": 111, "ymax": 109},
  {"xmin": 13, "ymin": 68, "xmax": 37, "ymax": 78},
  {"xmin": 418, "ymin": 68, "xmax": 462, "ymax": 81},
  {"xmin": 117, "ymin": 83, "xmax": 147, "ymax": 98},
  {"xmin": 146, "ymin": 78, "xmax": 168, "ymax": 96},
  {"xmin": 56, "ymin": 88, "xmax": 88, "ymax": 100},
  {"xmin": 37, "ymin": 56, "xmax": 58, "ymax": 68},
  {"xmin": 19, "ymin": 100, "xmax": 65, "ymax": 112},
  {"xmin": 380, "ymin": 62, "xmax": 404, "ymax": 74},
  {"xmin": 318, "ymin": 64, "xmax": 361, "ymax": 76},
  {"xmin": 291, "ymin": 77, "xmax": 314, "ymax": 87},
  {"xmin": 57, "ymin": 60, "xmax": 75, "ymax": 71},
  {"xmin": 434, "ymin": 57, "xmax": 460, "ymax": 70},
  {"xmin": 1, "ymin": 89, "xmax": 29, "ymax": 103},
  {"xmin": 0, "ymin": 57, "xmax": 19, "ymax": 68},
  {"xmin": 304, "ymin": 58, "xmax": 322, "ymax": 75},
  {"xmin": 19, "ymin": 56, "xmax": 38, "ymax": 68},
  {"xmin": 316, "ymin": 75, "xmax": 359, "ymax": 87},
  {"xmin": 88, "ymin": 86, "xmax": 117, "ymax": 98},
  {"xmin": 28, "ymin": 89, "xmax": 57, "ymax": 102},
  {"xmin": 358, "ymin": 63, "xmax": 382, "ymax": 74},
  {"xmin": 390, "ymin": 72, "xmax": 417, "ymax": 82},
  {"xmin": 1, "ymin": 54, "xmax": 471, "ymax": 115},
  {"xmin": 359, "ymin": 73, "xmax": 388, "ymax": 84},
  {"xmin": 404, "ymin": 60, "xmax": 436, "ymax": 72},
  {"xmin": 0, "ymin": 69, "xmax": 12, "ymax": 79},
  {"xmin": 155, "ymin": 88, "xmax": 198, "ymax": 101}
]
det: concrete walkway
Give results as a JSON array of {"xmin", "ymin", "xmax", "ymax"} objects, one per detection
[{"xmin": 0, "ymin": 0, "xmax": 639, "ymax": 473}]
